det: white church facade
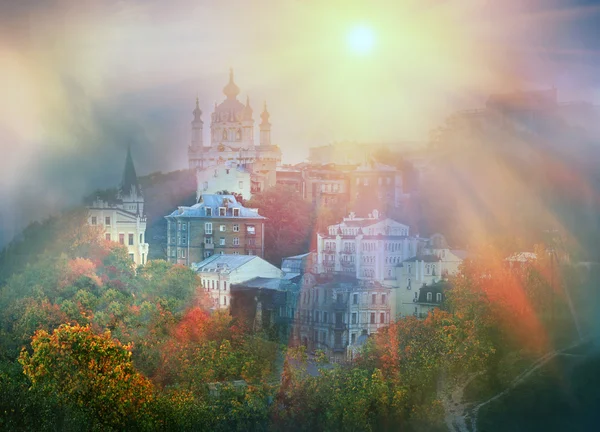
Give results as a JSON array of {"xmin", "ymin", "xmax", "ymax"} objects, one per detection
[{"xmin": 188, "ymin": 69, "xmax": 282, "ymax": 198}]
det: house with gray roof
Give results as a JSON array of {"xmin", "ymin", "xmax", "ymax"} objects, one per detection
[{"xmin": 165, "ymin": 193, "xmax": 266, "ymax": 266}]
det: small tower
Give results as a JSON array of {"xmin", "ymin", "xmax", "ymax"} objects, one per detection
[
  {"xmin": 119, "ymin": 146, "xmax": 144, "ymax": 217},
  {"xmin": 189, "ymin": 97, "xmax": 204, "ymax": 169},
  {"xmin": 191, "ymin": 96, "xmax": 203, "ymax": 148},
  {"xmin": 259, "ymin": 101, "xmax": 271, "ymax": 147},
  {"xmin": 242, "ymin": 95, "xmax": 254, "ymax": 144}
]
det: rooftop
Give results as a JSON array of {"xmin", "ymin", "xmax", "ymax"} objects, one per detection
[
  {"xmin": 192, "ymin": 254, "xmax": 258, "ymax": 273},
  {"xmin": 166, "ymin": 194, "xmax": 265, "ymax": 219}
]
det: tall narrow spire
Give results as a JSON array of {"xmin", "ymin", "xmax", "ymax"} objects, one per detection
[{"xmin": 120, "ymin": 146, "xmax": 142, "ymax": 198}]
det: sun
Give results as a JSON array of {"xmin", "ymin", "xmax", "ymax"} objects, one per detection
[{"xmin": 347, "ymin": 25, "xmax": 375, "ymax": 55}]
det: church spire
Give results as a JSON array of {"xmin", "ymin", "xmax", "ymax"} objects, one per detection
[
  {"xmin": 223, "ymin": 67, "xmax": 240, "ymax": 100},
  {"xmin": 259, "ymin": 101, "xmax": 271, "ymax": 147},
  {"xmin": 120, "ymin": 146, "xmax": 142, "ymax": 198},
  {"xmin": 193, "ymin": 96, "xmax": 203, "ymax": 123}
]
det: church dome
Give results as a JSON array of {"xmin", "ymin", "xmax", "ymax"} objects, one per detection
[{"xmin": 223, "ymin": 68, "xmax": 240, "ymax": 99}]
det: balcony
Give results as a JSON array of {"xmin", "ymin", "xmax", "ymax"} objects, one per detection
[{"xmin": 204, "ymin": 243, "xmax": 214, "ymax": 249}]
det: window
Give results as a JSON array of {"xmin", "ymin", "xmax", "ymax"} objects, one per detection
[
  {"xmin": 182, "ymin": 223, "xmax": 187, "ymax": 231},
  {"xmin": 408, "ymin": 264, "xmax": 411, "ymax": 274},
  {"xmin": 203, "ymin": 181, "xmax": 208, "ymax": 191},
  {"xmin": 351, "ymin": 333, "xmax": 356, "ymax": 344},
  {"xmin": 233, "ymin": 237, "xmax": 239, "ymax": 246},
  {"xmin": 219, "ymin": 207, "xmax": 226, "ymax": 216},
  {"xmin": 315, "ymin": 311, "xmax": 320, "ymax": 323},
  {"xmin": 223, "ymin": 282, "xmax": 227, "ymax": 291},
  {"xmin": 105, "ymin": 216, "xmax": 111, "ymax": 226},
  {"xmin": 352, "ymin": 313, "xmax": 357, "ymax": 324},
  {"xmin": 220, "ymin": 237, "xmax": 226, "ymax": 246},
  {"xmin": 233, "ymin": 224, "xmax": 240, "ymax": 232},
  {"xmin": 206, "ymin": 207, "xmax": 212, "ymax": 216},
  {"xmin": 205, "ymin": 222, "xmax": 213, "ymax": 234},
  {"xmin": 353, "ymin": 293, "xmax": 358, "ymax": 304},
  {"xmin": 128, "ymin": 234, "xmax": 134, "ymax": 246},
  {"xmin": 370, "ymin": 313, "xmax": 375, "ymax": 324},
  {"xmin": 364, "ymin": 178, "xmax": 369, "ymax": 186},
  {"xmin": 129, "ymin": 253, "xmax": 134, "ymax": 262},
  {"xmin": 323, "ymin": 312, "xmax": 328, "ymax": 323},
  {"xmin": 223, "ymin": 296, "xmax": 227, "ymax": 305},
  {"xmin": 91, "ymin": 216, "xmax": 97, "ymax": 225},
  {"xmin": 247, "ymin": 225, "xmax": 255, "ymax": 235},
  {"xmin": 238, "ymin": 181, "xmax": 243, "ymax": 189},
  {"xmin": 380, "ymin": 313, "xmax": 385, "ymax": 324},
  {"xmin": 382, "ymin": 294, "xmax": 386, "ymax": 304},
  {"xmin": 142, "ymin": 253, "xmax": 145, "ymax": 264},
  {"xmin": 247, "ymin": 238, "xmax": 256, "ymax": 246},
  {"xmin": 372, "ymin": 294, "xmax": 376, "ymax": 304},
  {"xmin": 436, "ymin": 293, "xmax": 442, "ymax": 302},
  {"xmin": 220, "ymin": 225, "xmax": 226, "ymax": 232},
  {"xmin": 181, "ymin": 249, "xmax": 186, "ymax": 258},
  {"xmin": 205, "ymin": 237, "xmax": 213, "ymax": 244},
  {"xmin": 119, "ymin": 234, "xmax": 125, "ymax": 244},
  {"xmin": 233, "ymin": 208, "xmax": 240, "ymax": 217},
  {"xmin": 427, "ymin": 292, "xmax": 433, "ymax": 302},
  {"xmin": 105, "ymin": 233, "xmax": 111, "ymax": 241},
  {"xmin": 139, "ymin": 233, "xmax": 143, "ymax": 243},
  {"xmin": 204, "ymin": 251, "xmax": 212, "ymax": 258}
]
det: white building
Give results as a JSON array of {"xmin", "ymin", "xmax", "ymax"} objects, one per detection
[
  {"xmin": 196, "ymin": 161, "xmax": 251, "ymax": 201},
  {"xmin": 188, "ymin": 69, "xmax": 282, "ymax": 195},
  {"xmin": 392, "ymin": 234, "xmax": 468, "ymax": 319},
  {"xmin": 192, "ymin": 254, "xmax": 284, "ymax": 310},
  {"xmin": 87, "ymin": 148, "xmax": 149, "ymax": 265},
  {"xmin": 316, "ymin": 210, "xmax": 421, "ymax": 281}
]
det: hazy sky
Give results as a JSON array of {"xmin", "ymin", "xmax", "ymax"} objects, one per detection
[{"xmin": 1, "ymin": 0, "xmax": 600, "ymax": 246}]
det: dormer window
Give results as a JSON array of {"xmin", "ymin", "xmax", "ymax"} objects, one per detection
[
  {"xmin": 233, "ymin": 208, "xmax": 240, "ymax": 217},
  {"xmin": 219, "ymin": 207, "xmax": 226, "ymax": 216},
  {"xmin": 206, "ymin": 208, "xmax": 212, "ymax": 216},
  {"xmin": 427, "ymin": 292, "xmax": 433, "ymax": 302},
  {"xmin": 436, "ymin": 293, "xmax": 442, "ymax": 302}
]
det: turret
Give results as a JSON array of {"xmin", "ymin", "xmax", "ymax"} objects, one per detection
[
  {"xmin": 191, "ymin": 96, "xmax": 203, "ymax": 149},
  {"xmin": 119, "ymin": 146, "xmax": 144, "ymax": 216},
  {"xmin": 259, "ymin": 101, "xmax": 271, "ymax": 147}
]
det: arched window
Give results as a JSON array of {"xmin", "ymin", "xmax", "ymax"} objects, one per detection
[
  {"xmin": 236, "ymin": 129, "xmax": 242, "ymax": 140},
  {"xmin": 436, "ymin": 293, "xmax": 442, "ymax": 302},
  {"xmin": 427, "ymin": 292, "xmax": 433, "ymax": 302},
  {"xmin": 426, "ymin": 264, "xmax": 431, "ymax": 275},
  {"xmin": 432, "ymin": 265, "xmax": 436, "ymax": 276},
  {"xmin": 222, "ymin": 129, "xmax": 228, "ymax": 140}
]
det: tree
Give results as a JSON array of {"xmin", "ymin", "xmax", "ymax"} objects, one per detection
[
  {"xmin": 19, "ymin": 324, "xmax": 155, "ymax": 429},
  {"xmin": 246, "ymin": 185, "xmax": 313, "ymax": 265}
]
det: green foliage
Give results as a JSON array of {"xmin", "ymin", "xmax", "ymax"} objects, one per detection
[
  {"xmin": 19, "ymin": 324, "xmax": 156, "ymax": 430},
  {"xmin": 246, "ymin": 185, "xmax": 313, "ymax": 265}
]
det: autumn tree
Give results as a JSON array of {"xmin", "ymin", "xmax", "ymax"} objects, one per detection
[
  {"xmin": 246, "ymin": 185, "xmax": 313, "ymax": 265},
  {"xmin": 19, "ymin": 324, "xmax": 155, "ymax": 430}
]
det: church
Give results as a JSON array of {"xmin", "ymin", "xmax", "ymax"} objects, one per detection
[
  {"xmin": 87, "ymin": 148, "xmax": 149, "ymax": 265},
  {"xmin": 188, "ymin": 69, "xmax": 282, "ymax": 197}
]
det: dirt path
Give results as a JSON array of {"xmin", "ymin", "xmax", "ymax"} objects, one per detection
[{"xmin": 442, "ymin": 337, "xmax": 591, "ymax": 432}]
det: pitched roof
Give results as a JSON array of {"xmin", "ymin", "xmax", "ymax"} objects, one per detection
[
  {"xmin": 166, "ymin": 194, "xmax": 265, "ymax": 219},
  {"xmin": 191, "ymin": 254, "xmax": 257, "ymax": 273},
  {"xmin": 232, "ymin": 277, "xmax": 298, "ymax": 291},
  {"xmin": 120, "ymin": 146, "xmax": 142, "ymax": 197}
]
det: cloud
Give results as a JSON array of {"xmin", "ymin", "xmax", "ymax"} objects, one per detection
[{"xmin": 0, "ymin": 0, "xmax": 599, "ymax": 247}]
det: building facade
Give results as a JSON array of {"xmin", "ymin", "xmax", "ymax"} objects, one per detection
[
  {"xmin": 196, "ymin": 162, "xmax": 251, "ymax": 201},
  {"xmin": 87, "ymin": 148, "xmax": 149, "ymax": 265},
  {"xmin": 291, "ymin": 274, "xmax": 391, "ymax": 360},
  {"xmin": 392, "ymin": 234, "xmax": 468, "ymax": 319},
  {"xmin": 165, "ymin": 194, "xmax": 266, "ymax": 265},
  {"xmin": 193, "ymin": 254, "xmax": 283, "ymax": 310},
  {"xmin": 316, "ymin": 211, "xmax": 420, "ymax": 281},
  {"xmin": 189, "ymin": 70, "xmax": 282, "ymax": 197}
]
